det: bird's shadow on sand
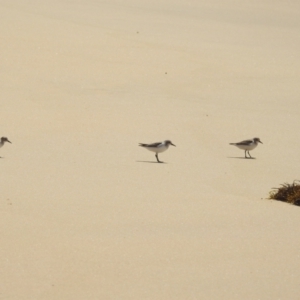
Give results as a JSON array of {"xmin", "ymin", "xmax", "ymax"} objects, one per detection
[
  {"xmin": 136, "ymin": 160, "xmax": 167, "ymax": 164},
  {"xmin": 227, "ymin": 156, "xmax": 256, "ymax": 160}
]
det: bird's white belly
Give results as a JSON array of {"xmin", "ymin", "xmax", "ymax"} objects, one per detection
[
  {"xmin": 146, "ymin": 145, "xmax": 168, "ymax": 153},
  {"xmin": 236, "ymin": 144, "xmax": 257, "ymax": 151}
]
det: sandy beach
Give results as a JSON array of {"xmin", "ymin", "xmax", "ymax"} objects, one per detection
[{"xmin": 1, "ymin": 1, "xmax": 300, "ymax": 299}]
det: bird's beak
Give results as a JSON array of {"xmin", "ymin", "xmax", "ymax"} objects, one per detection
[
  {"xmin": 7, "ymin": 140, "xmax": 12, "ymax": 144},
  {"xmin": 259, "ymin": 140, "xmax": 263, "ymax": 144},
  {"xmin": 171, "ymin": 142, "xmax": 176, "ymax": 147}
]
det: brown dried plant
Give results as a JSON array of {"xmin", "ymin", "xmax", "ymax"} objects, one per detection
[{"xmin": 269, "ymin": 180, "xmax": 300, "ymax": 206}]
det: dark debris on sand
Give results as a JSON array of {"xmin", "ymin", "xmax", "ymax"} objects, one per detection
[{"xmin": 269, "ymin": 180, "xmax": 300, "ymax": 206}]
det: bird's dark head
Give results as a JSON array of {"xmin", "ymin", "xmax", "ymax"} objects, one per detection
[
  {"xmin": 165, "ymin": 140, "xmax": 176, "ymax": 147},
  {"xmin": 1, "ymin": 137, "xmax": 12, "ymax": 144},
  {"xmin": 253, "ymin": 137, "xmax": 262, "ymax": 144}
]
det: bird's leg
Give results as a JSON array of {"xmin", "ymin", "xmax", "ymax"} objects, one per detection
[
  {"xmin": 155, "ymin": 153, "xmax": 162, "ymax": 163},
  {"xmin": 245, "ymin": 150, "xmax": 248, "ymax": 159},
  {"xmin": 248, "ymin": 151, "xmax": 252, "ymax": 159}
]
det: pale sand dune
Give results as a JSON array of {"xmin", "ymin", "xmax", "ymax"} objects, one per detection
[{"xmin": 1, "ymin": 0, "xmax": 300, "ymax": 299}]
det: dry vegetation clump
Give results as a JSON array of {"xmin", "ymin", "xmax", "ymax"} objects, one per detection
[{"xmin": 269, "ymin": 180, "xmax": 300, "ymax": 206}]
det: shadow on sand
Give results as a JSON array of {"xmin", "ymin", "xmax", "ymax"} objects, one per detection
[
  {"xmin": 227, "ymin": 156, "xmax": 256, "ymax": 159},
  {"xmin": 136, "ymin": 160, "xmax": 167, "ymax": 164}
]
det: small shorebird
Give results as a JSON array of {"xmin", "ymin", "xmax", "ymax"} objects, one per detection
[
  {"xmin": 0, "ymin": 137, "xmax": 12, "ymax": 148},
  {"xmin": 139, "ymin": 140, "xmax": 176, "ymax": 163},
  {"xmin": 230, "ymin": 137, "xmax": 262, "ymax": 158},
  {"xmin": 0, "ymin": 137, "xmax": 12, "ymax": 157}
]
